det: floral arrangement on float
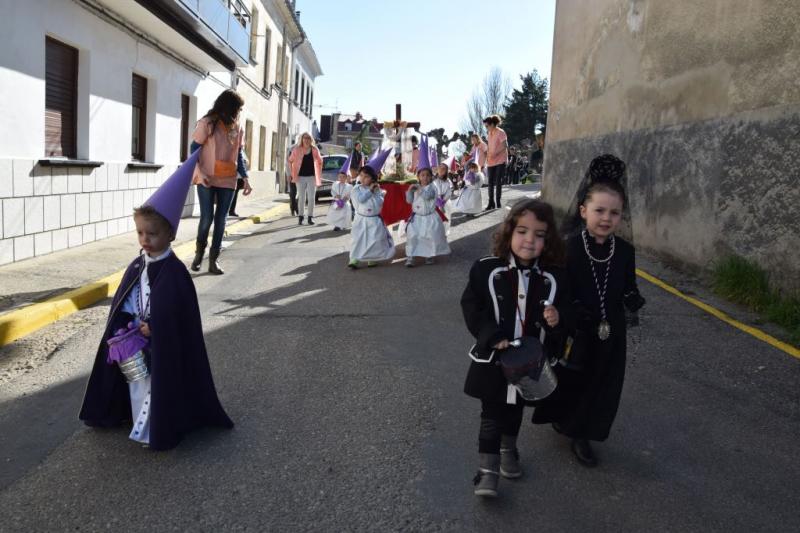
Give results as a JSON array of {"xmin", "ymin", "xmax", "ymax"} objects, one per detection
[{"xmin": 376, "ymin": 120, "xmax": 420, "ymax": 184}]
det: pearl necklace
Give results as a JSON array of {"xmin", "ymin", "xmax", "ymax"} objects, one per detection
[
  {"xmin": 581, "ymin": 229, "xmax": 615, "ymax": 262},
  {"xmin": 582, "ymin": 230, "xmax": 614, "ymax": 340}
]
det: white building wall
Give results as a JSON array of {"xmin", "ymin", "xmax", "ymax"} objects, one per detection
[
  {"xmin": 233, "ymin": 0, "xmax": 288, "ymax": 194},
  {"xmin": 0, "ymin": 0, "xmax": 233, "ymax": 264},
  {"xmin": 288, "ymin": 45, "xmax": 320, "ymax": 146}
]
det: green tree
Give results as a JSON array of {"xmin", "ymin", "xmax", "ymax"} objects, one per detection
[
  {"xmin": 503, "ymin": 70, "xmax": 549, "ymax": 147},
  {"xmin": 354, "ymin": 121, "xmax": 375, "ymax": 154}
]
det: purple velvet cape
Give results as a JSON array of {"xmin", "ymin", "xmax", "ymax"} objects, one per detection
[{"xmin": 79, "ymin": 252, "xmax": 234, "ymax": 450}]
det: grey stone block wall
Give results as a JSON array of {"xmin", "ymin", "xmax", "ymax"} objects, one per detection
[
  {"xmin": 542, "ymin": 105, "xmax": 800, "ymax": 292},
  {"xmin": 0, "ymin": 160, "xmax": 191, "ymax": 265}
]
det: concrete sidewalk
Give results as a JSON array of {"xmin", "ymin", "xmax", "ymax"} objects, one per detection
[{"xmin": 0, "ymin": 188, "xmax": 291, "ymax": 317}]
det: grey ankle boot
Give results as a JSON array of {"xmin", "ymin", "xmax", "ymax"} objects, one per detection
[
  {"xmin": 208, "ymin": 248, "xmax": 224, "ymax": 275},
  {"xmin": 473, "ymin": 453, "xmax": 500, "ymax": 497},
  {"xmin": 190, "ymin": 241, "xmax": 206, "ymax": 272},
  {"xmin": 500, "ymin": 435, "xmax": 522, "ymax": 479}
]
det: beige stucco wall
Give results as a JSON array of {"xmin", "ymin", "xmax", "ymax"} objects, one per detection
[
  {"xmin": 547, "ymin": 0, "xmax": 800, "ymax": 142},
  {"xmin": 543, "ymin": 0, "xmax": 800, "ymax": 291}
]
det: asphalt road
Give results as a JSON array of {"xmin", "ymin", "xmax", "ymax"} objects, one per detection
[{"xmin": 0, "ymin": 185, "xmax": 798, "ymax": 532}]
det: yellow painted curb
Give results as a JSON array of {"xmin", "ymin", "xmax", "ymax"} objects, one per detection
[
  {"xmin": 0, "ymin": 203, "xmax": 289, "ymax": 347},
  {"xmin": 224, "ymin": 203, "xmax": 289, "ymax": 235},
  {"xmin": 636, "ymin": 268, "xmax": 800, "ymax": 360}
]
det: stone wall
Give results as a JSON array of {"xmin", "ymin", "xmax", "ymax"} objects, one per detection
[
  {"xmin": 0, "ymin": 160, "xmax": 185, "ymax": 264},
  {"xmin": 543, "ymin": 0, "xmax": 800, "ymax": 290}
]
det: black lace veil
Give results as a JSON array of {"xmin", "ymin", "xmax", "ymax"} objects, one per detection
[{"xmin": 560, "ymin": 154, "xmax": 633, "ymax": 241}]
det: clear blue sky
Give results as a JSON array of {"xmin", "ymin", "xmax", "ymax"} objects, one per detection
[{"xmin": 298, "ymin": 0, "xmax": 556, "ymax": 135}]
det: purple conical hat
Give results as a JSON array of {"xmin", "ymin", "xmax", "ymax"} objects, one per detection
[
  {"xmin": 339, "ymin": 151, "xmax": 353, "ymax": 175},
  {"xmin": 143, "ymin": 148, "xmax": 201, "ymax": 232},
  {"xmin": 416, "ymin": 135, "xmax": 431, "ymax": 173},
  {"xmin": 364, "ymin": 146, "xmax": 380, "ymax": 168},
  {"xmin": 365, "ymin": 146, "xmax": 393, "ymax": 174}
]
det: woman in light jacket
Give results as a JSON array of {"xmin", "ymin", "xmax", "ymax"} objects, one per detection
[
  {"xmin": 483, "ymin": 115, "xmax": 509, "ymax": 210},
  {"xmin": 288, "ymin": 132, "xmax": 323, "ymax": 225},
  {"xmin": 190, "ymin": 89, "xmax": 252, "ymax": 275}
]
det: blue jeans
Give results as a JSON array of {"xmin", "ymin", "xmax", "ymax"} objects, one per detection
[{"xmin": 196, "ymin": 185, "xmax": 235, "ymax": 251}]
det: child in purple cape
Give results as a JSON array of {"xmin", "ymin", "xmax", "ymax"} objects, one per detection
[{"xmin": 79, "ymin": 150, "xmax": 233, "ymax": 450}]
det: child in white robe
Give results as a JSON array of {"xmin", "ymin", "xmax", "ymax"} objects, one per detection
[
  {"xmin": 348, "ymin": 166, "xmax": 395, "ymax": 268},
  {"xmin": 454, "ymin": 161, "xmax": 484, "ymax": 216},
  {"xmin": 328, "ymin": 171, "xmax": 353, "ymax": 231},
  {"xmin": 433, "ymin": 163, "xmax": 454, "ymax": 234},
  {"xmin": 404, "ymin": 166, "xmax": 451, "ymax": 267}
]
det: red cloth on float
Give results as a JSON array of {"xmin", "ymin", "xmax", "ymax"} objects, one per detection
[{"xmin": 379, "ymin": 182, "xmax": 413, "ymax": 226}]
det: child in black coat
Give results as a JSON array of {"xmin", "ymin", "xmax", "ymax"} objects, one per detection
[
  {"xmin": 461, "ymin": 199, "xmax": 571, "ymax": 498},
  {"xmin": 532, "ymin": 154, "xmax": 645, "ymax": 467}
]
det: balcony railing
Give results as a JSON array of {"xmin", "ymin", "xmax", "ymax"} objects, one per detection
[{"xmin": 174, "ymin": 0, "xmax": 250, "ymax": 65}]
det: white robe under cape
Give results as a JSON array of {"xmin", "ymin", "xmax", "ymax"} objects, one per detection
[
  {"xmin": 327, "ymin": 181, "xmax": 353, "ymax": 230},
  {"xmin": 349, "ymin": 184, "xmax": 395, "ymax": 262},
  {"xmin": 119, "ymin": 247, "xmax": 172, "ymax": 444},
  {"xmin": 432, "ymin": 178, "xmax": 453, "ymax": 234},
  {"xmin": 402, "ymin": 184, "xmax": 451, "ymax": 258},
  {"xmin": 454, "ymin": 171, "xmax": 484, "ymax": 215}
]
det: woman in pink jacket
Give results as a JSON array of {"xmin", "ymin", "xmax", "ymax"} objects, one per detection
[
  {"xmin": 483, "ymin": 115, "xmax": 509, "ymax": 210},
  {"xmin": 288, "ymin": 132, "xmax": 323, "ymax": 225},
  {"xmin": 190, "ymin": 89, "xmax": 252, "ymax": 274}
]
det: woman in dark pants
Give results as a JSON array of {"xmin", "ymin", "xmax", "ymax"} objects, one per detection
[
  {"xmin": 189, "ymin": 89, "xmax": 252, "ymax": 275},
  {"xmin": 286, "ymin": 141, "xmax": 298, "ymax": 216},
  {"xmin": 483, "ymin": 114, "xmax": 509, "ymax": 210},
  {"xmin": 227, "ymin": 152, "xmax": 250, "ymax": 217},
  {"xmin": 507, "ymin": 147, "xmax": 519, "ymax": 185}
]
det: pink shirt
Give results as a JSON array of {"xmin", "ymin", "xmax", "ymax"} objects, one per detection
[
  {"xmin": 487, "ymin": 127, "xmax": 508, "ymax": 167},
  {"xmin": 191, "ymin": 117, "xmax": 243, "ymax": 189}
]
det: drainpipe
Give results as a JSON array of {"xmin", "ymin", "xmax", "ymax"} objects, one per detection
[{"xmin": 275, "ymin": 24, "xmax": 287, "ymax": 192}]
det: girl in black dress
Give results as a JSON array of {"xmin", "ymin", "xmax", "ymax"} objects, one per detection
[
  {"xmin": 461, "ymin": 200, "xmax": 571, "ymax": 498},
  {"xmin": 532, "ymin": 155, "xmax": 645, "ymax": 467}
]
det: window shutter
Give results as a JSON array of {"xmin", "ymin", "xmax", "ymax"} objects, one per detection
[
  {"xmin": 180, "ymin": 94, "xmax": 190, "ymax": 162},
  {"xmin": 262, "ymin": 29, "xmax": 271, "ymax": 88},
  {"xmin": 249, "ymin": 8, "xmax": 259, "ymax": 62},
  {"xmin": 132, "ymin": 75, "xmax": 147, "ymax": 108},
  {"xmin": 131, "ymin": 74, "xmax": 147, "ymax": 160},
  {"xmin": 258, "ymin": 126, "xmax": 266, "ymax": 171},
  {"xmin": 271, "ymin": 131, "xmax": 278, "ymax": 170},
  {"xmin": 45, "ymin": 37, "xmax": 78, "ymax": 158},
  {"xmin": 244, "ymin": 120, "xmax": 253, "ymax": 170}
]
